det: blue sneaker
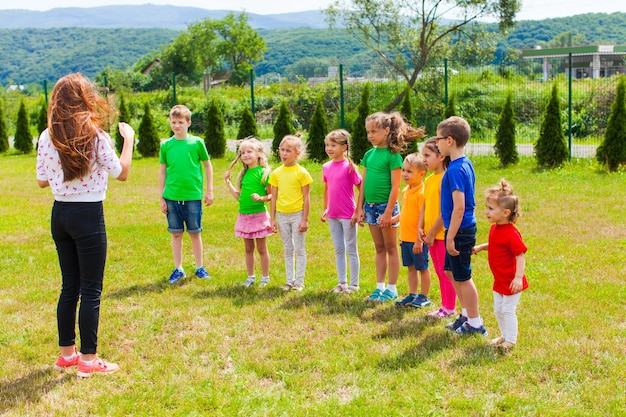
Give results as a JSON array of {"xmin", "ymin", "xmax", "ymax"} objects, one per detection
[
  {"xmin": 194, "ymin": 266, "xmax": 211, "ymax": 279},
  {"xmin": 168, "ymin": 268, "xmax": 185, "ymax": 284},
  {"xmin": 409, "ymin": 294, "xmax": 431, "ymax": 308},
  {"xmin": 377, "ymin": 289, "xmax": 398, "ymax": 302},
  {"xmin": 445, "ymin": 314, "xmax": 468, "ymax": 331},
  {"xmin": 395, "ymin": 294, "xmax": 416, "ymax": 306},
  {"xmin": 367, "ymin": 288, "xmax": 383, "ymax": 302},
  {"xmin": 455, "ymin": 322, "xmax": 488, "ymax": 337}
]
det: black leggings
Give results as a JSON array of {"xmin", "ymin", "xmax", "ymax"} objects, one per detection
[{"xmin": 51, "ymin": 201, "xmax": 107, "ymax": 355}]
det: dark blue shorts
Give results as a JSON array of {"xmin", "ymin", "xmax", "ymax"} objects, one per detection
[
  {"xmin": 165, "ymin": 199, "xmax": 203, "ymax": 234},
  {"xmin": 400, "ymin": 241, "xmax": 429, "ymax": 270},
  {"xmin": 444, "ymin": 225, "xmax": 476, "ymax": 282}
]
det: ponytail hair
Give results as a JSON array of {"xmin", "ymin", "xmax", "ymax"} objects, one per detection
[
  {"xmin": 365, "ymin": 111, "xmax": 426, "ymax": 154},
  {"xmin": 485, "ymin": 179, "xmax": 521, "ymax": 224},
  {"xmin": 325, "ymin": 129, "xmax": 358, "ymax": 172}
]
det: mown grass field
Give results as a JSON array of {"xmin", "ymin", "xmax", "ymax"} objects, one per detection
[{"xmin": 0, "ymin": 153, "xmax": 624, "ymax": 416}]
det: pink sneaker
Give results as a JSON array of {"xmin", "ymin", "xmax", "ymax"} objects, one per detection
[
  {"xmin": 427, "ymin": 307, "xmax": 456, "ymax": 319},
  {"xmin": 54, "ymin": 347, "xmax": 80, "ymax": 371},
  {"xmin": 77, "ymin": 358, "xmax": 119, "ymax": 377}
]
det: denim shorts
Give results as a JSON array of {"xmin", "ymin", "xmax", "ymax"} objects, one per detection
[
  {"xmin": 165, "ymin": 199, "xmax": 202, "ymax": 234},
  {"xmin": 363, "ymin": 202, "xmax": 400, "ymax": 227},
  {"xmin": 444, "ymin": 225, "xmax": 476, "ymax": 282},
  {"xmin": 400, "ymin": 241, "xmax": 429, "ymax": 270}
]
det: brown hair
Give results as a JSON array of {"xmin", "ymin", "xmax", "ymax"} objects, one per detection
[
  {"xmin": 365, "ymin": 111, "xmax": 426, "ymax": 154},
  {"xmin": 437, "ymin": 116, "xmax": 471, "ymax": 147},
  {"xmin": 169, "ymin": 104, "xmax": 191, "ymax": 122},
  {"xmin": 423, "ymin": 137, "xmax": 450, "ymax": 168},
  {"xmin": 325, "ymin": 129, "xmax": 358, "ymax": 172},
  {"xmin": 403, "ymin": 152, "xmax": 427, "ymax": 172},
  {"xmin": 486, "ymin": 179, "xmax": 521, "ymax": 223},
  {"xmin": 48, "ymin": 73, "xmax": 110, "ymax": 182}
]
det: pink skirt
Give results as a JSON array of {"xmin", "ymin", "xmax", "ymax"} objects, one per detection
[{"xmin": 235, "ymin": 211, "xmax": 274, "ymax": 239}]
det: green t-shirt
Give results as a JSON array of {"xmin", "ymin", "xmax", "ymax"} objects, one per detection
[
  {"xmin": 362, "ymin": 147, "xmax": 403, "ymax": 203},
  {"xmin": 159, "ymin": 135, "xmax": 210, "ymax": 201},
  {"xmin": 239, "ymin": 165, "xmax": 270, "ymax": 214}
]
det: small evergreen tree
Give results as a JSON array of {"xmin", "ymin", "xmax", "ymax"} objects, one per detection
[
  {"xmin": 400, "ymin": 86, "xmax": 418, "ymax": 156},
  {"xmin": 494, "ymin": 92, "xmax": 518, "ymax": 167},
  {"xmin": 204, "ymin": 99, "xmax": 226, "ymax": 158},
  {"xmin": 351, "ymin": 83, "xmax": 371, "ymax": 164},
  {"xmin": 137, "ymin": 102, "xmax": 160, "ymax": 157},
  {"xmin": 535, "ymin": 84, "xmax": 568, "ymax": 168},
  {"xmin": 115, "ymin": 93, "xmax": 131, "ymax": 154},
  {"xmin": 237, "ymin": 106, "xmax": 258, "ymax": 139},
  {"xmin": 37, "ymin": 100, "xmax": 48, "ymax": 135},
  {"xmin": 14, "ymin": 101, "xmax": 33, "ymax": 154},
  {"xmin": 307, "ymin": 95, "xmax": 329, "ymax": 162},
  {"xmin": 273, "ymin": 101, "xmax": 296, "ymax": 159},
  {"xmin": 596, "ymin": 75, "xmax": 626, "ymax": 171},
  {"xmin": 0, "ymin": 101, "xmax": 8, "ymax": 153},
  {"xmin": 444, "ymin": 93, "xmax": 456, "ymax": 118}
]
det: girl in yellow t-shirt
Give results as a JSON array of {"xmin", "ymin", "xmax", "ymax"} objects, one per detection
[{"xmin": 419, "ymin": 137, "xmax": 458, "ymax": 319}]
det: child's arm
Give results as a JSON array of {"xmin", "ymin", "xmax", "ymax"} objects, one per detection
[
  {"xmin": 472, "ymin": 242, "xmax": 488, "ymax": 255},
  {"xmin": 418, "ymin": 200, "xmax": 426, "ymax": 242},
  {"xmin": 203, "ymin": 160, "xmax": 214, "ymax": 206},
  {"xmin": 159, "ymin": 163, "xmax": 168, "ymax": 214},
  {"xmin": 511, "ymin": 253, "xmax": 526, "ymax": 293},
  {"xmin": 299, "ymin": 184, "xmax": 310, "ymax": 233},
  {"xmin": 379, "ymin": 168, "xmax": 401, "ymax": 228},
  {"xmin": 354, "ymin": 167, "xmax": 366, "ymax": 224},
  {"xmin": 270, "ymin": 185, "xmax": 278, "ymax": 232},
  {"xmin": 224, "ymin": 169, "xmax": 240, "ymax": 200},
  {"xmin": 116, "ymin": 122, "xmax": 134, "ymax": 181},
  {"xmin": 252, "ymin": 184, "xmax": 272, "ymax": 203},
  {"xmin": 351, "ymin": 180, "xmax": 365, "ymax": 226},
  {"xmin": 446, "ymin": 189, "xmax": 465, "ymax": 256},
  {"xmin": 321, "ymin": 182, "xmax": 328, "ymax": 223}
]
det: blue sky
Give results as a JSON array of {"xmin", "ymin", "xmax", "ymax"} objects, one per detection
[{"xmin": 3, "ymin": 0, "xmax": 624, "ymax": 21}]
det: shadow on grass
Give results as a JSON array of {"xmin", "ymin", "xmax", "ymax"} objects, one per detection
[
  {"xmin": 450, "ymin": 343, "xmax": 499, "ymax": 368},
  {"xmin": 374, "ymin": 314, "xmax": 437, "ymax": 339},
  {"xmin": 0, "ymin": 368, "xmax": 73, "ymax": 414},
  {"xmin": 107, "ymin": 280, "xmax": 171, "ymax": 299},
  {"xmin": 192, "ymin": 284, "xmax": 288, "ymax": 306},
  {"xmin": 277, "ymin": 290, "xmax": 378, "ymax": 317},
  {"xmin": 377, "ymin": 331, "xmax": 458, "ymax": 370}
]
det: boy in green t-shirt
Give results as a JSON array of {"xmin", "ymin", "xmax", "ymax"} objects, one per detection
[{"xmin": 159, "ymin": 105, "xmax": 214, "ymax": 284}]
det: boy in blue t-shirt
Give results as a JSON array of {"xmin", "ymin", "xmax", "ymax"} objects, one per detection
[{"xmin": 435, "ymin": 116, "xmax": 486, "ymax": 336}]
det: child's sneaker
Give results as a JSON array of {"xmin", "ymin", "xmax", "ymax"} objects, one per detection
[
  {"xmin": 259, "ymin": 277, "xmax": 270, "ymax": 287},
  {"xmin": 345, "ymin": 285, "xmax": 360, "ymax": 294},
  {"xmin": 194, "ymin": 266, "xmax": 211, "ymax": 279},
  {"xmin": 377, "ymin": 289, "xmax": 398, "ymax": 302},
  {"xmin": 54, "ymin": 347, "xmax": 80, "ymax": 371},
  {"xmin": 243, "ymin": 277, "xmax": 256, "ymax": 287},
  {"xmin": 395, "ymin": 294, "xmax": 416, "ymax": 306},
  {"xmin": 445, "ymin": 314, "xmax": 468, "ymax": 331},
  {"xmin": 427, "ymin": 307, "xmax": 456, "ymax": 319},
  {"xmin": 291, "ymin": 284, "xmax": 304, "ymax": 291},
  {"xmin": 366, "ymin": 288, "xmax": 383, "ymax": 302},
  {"xmin": 455, "ymin": 322, "xmax": 488, "ymax": 337},
  {"xmin": 332, "ymin": 283, "xmax": 348, "ymax": 293},
  {"xmin": 409, "ymin": 294, "xmax": 431, "ymax": 308},
  {"xmin": 281, "ymin": 282, "xmax": 294, "ymax": 291},
  {"xmin": 77, "ymin": 358, "xmax": 119, "ymax": 378},
  {"xmin": 167, "ymin": 268, "xmax": 185, "ymax": 284}
]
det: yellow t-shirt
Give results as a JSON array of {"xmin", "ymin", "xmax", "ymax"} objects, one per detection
[
  {"xmin": 423, "ymin": 172, "xmax": 445, "ymax": 241},
  {"xmin": 269, "ymin": 164, "xmax": 313, "ymax": 213},
  {"xmin": 399, "ymin": 182, "xmax": 424, "ymax": 242}
]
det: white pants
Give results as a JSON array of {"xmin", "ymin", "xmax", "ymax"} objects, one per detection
[
  {"xmin": 276, "ymin": 211, "xmax": 307, "ymax": 285},
  {"xmin": 328, "ymin": 217, "xmax": 360, "ymax": 287},
  {"xmin": 493, "ymin": 291, "xmax": 523, "ymax": 344}
]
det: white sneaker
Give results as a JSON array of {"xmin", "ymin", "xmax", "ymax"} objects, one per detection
[
  {"xmin": 243, "ymin": 277, "xmax": 255, "ymax": 288},
  {"xmin": 332, "ymin": 283, "xmax": 348, "ymax": 293}
]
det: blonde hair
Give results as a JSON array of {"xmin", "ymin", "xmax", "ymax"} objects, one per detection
[
  {"xmin": 365, "ymin": 111, "xmax": 426, "ymax": 154},
  {"xmin": 48, "ymin": 73, "xmax": 110, "ymax": 182},
  {"xmin": 280, "ymin": 133, "xmax": 307, "ymax": 160},
  {"xmin": 403, "ymin": 152, "xmax": 427, "ymax": 172},
  {"xmin": 169, "ymin": 104, "xmax": 191, "ymax": 122},
  {"xmin": 422, "ymin": 136, "xmax": 450, "ymax": 168},
  {"xmin": 486, "ymin": 179, "xmax": 521, "ymax": 224},
  {"xmin": 325, "ymin": 129, "xmax": 358, "ymax": 172},
  {"xmin": 227, "ymin": 136, "xmax": 271, "ymax": 188}
]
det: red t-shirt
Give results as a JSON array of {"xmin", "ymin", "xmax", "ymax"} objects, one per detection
[{"xmin": 488, "ymin": 223, "xmax": 529, "ymax": 295}]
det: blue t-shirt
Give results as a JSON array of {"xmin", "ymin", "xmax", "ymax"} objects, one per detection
[{"xmin": 440, "ymin": 156, "xmax": 476, "ymax": 230}]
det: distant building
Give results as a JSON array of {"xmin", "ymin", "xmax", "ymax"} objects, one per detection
[
  {"xmin": 6, "ymin": 84, "xmax": 24, "ymax": 92},
  {"xmin": 522, "ymin": 45, "xmax": 626, "ymax": 80}
]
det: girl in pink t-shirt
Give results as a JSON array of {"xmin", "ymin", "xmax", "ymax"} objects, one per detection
[
  {"xmin": 473, "ymin": 179, "xmax": 528, "ymax": 351},
  {"xmin": 321, "ymin": 130, "xmax": 363, "ymax": 294}
]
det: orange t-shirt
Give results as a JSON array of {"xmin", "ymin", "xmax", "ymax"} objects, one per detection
[{"xmin": 399, "ymin": 183, "xmax": 424, "ymax": 242}]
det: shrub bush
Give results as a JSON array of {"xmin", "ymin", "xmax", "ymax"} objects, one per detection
[
  {"xmin": 204, "ymin": 99, "xmax": 226, "ymax": 159},
  {"xmin": 307, "ymin": 95, "xmax": 328, "ymax": 162},
  {"xmin": 237, "ymin": 106, "xmax": 258, "ymax": 139},
  {"xmin": 351, "ymin": 83, "xmax": 371, "ymax": 164},
  {"xmin": 596, "ymin": 76, "xmax": 626, "ymax": 171},
  {"xmin": 272, "ymin": 100, "xmax": 295, "ymax": 159},
  {"xmin": 494, "ymin": 92, "xmax": 518, "ymax": 167},
  {"xmin": 137, "ymin": 102, "xmax": 160, "ymax": 157},
  {"xmin": 0, "ymin": 101, "xmax": 8, "ymax": 153},
  {"xmin": 14, "ymin": 101, "xmax": 33, "ymax": 154},
  {"xmin": 535, "ymin": 84, "xmax": 569, "ymax": 168}
]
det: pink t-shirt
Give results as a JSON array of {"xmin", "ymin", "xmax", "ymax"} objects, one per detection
[
  {"xmin": 322, "ymin": 159, "xmax": 362, "ymax": 219},
  {"xmin": 36, "ymin": 129, "xmax": 123, "ymax": 202}
]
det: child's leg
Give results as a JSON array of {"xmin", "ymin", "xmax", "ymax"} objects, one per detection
[
  {"xmin": 189, "ymin": 232, "xmax": 203, "ymax": 269},
  {"xmin": 431, "ymin": 240, "xmax": 456, "ymax": 311},
  {"xmin": 493, "ymin": 291, "xmax": 505, "ymax": 338},
  {"xmin": 407, "ymin": 265, "xmax": 418, "ymax": 294},
  {"xmin": 255, "ymin": 237, "xmax": 270, "ymax": 278},
  {"xmin": 343, "ymin": 219, "xmax": 360, "ymax": 288},
  {"xmin": 368, "ymin": 225, "xmax": 387, "ymax": 286},
  {"xmin": 501, "ymin": 292, "xmax": 522, "ymax": 344},
  {"xmin": 328, "ymin": 218, "xmax": 347, "ymax": 284},
  {"xmin": 243, "ymin": 238, "xmax": 256, "ymax": 276},
  {"xmin": 276, "ymin": 212, "xmax": 296, "ymax": 284},
  {"xmin": 381, "ymin": 226, "xmax": 399, "ymax": 285},
  {"xmin": 419, "ymin": 268, "xmax": 431, "ymax": 296},
  {"xmin": 171, "ymin": 232, "xmax": 184, "ymax": 269},
  {"xmin": 293, "ymin": 212, "xmax": 307, "ymax": 286}
]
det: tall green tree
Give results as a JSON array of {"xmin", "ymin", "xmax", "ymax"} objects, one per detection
[
  {"xmin": 137, "ymin": 102, "xmax": 160, "ymax": 157},
  {"xmin": 596, "ymin": 75, "xmax": 626, "ymax": 171},
  {"xmin": 273, "ymin": 101, "xmax": 296, "ymax": 159},
  {"xmin": 0, "ymin": 101, "xmax": 8, "ymax": 153},
  {"xmin": 351, "ymin": 83, "xmax": 371, "ymax": 164},
  {"xmin": 326, "ymin": 0, "xmax": 519, "ymax": 111},
  {"xmin": 204, "ymin": 99, "xmax": 226, "ymax": 158},
  {"xmin": 237, "ymin": 107, "xmax": 258, "ymax": 139},
  {"xmin": 535, "ymin": 84, "xmax": 568, "ymax": 168},
  {"xmin": 115, "ymin": 93, "xmax": 132, "ymax": 154},
  {"xmin": 494, "ymin": 92, "xmax": 518, "ymax": 167},
  {"xmin": 37, "ymin": 100, "xmax": 47, "ymax": 135},
  {"xmin": 14, "ymin": 101, "xmax": 33, "ymax": 154},
  {"xmin": 307, "ymin": 96, "xmax": 329, "ymax": 162},
  {"xmin": 400, "ymin": 86, "xmax": 418, "ymax": 155}
]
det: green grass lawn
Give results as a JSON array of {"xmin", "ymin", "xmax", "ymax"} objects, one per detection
[{"xmin": 1, "ymin": 153, "xmax": 624, "ymax": 416}]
